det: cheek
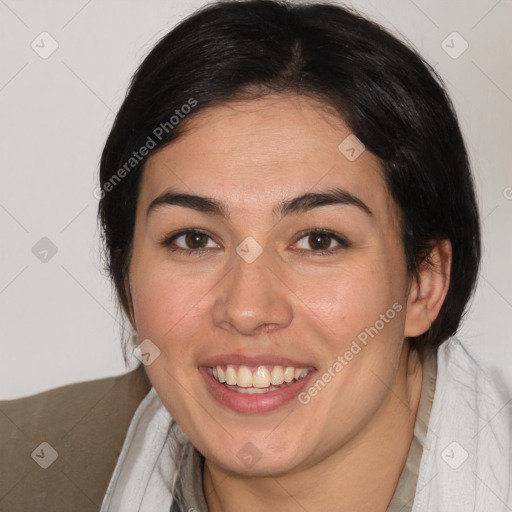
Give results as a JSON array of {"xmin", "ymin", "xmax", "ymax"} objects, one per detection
[
  {"xmin": 129, "ymin": 256, "xmax": 212, "ymax": 343},
  {"xmin": 294, "ymin": 277, "xmax": 407, "ymax": 419},
  {"xmin": 290, "ymin": 259, "xmax": 402, "ymax": 345}
]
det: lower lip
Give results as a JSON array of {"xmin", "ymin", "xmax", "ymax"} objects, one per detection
[{"xmin": 199, "ymin": 367, "xmax": 316, "ymax": 413}]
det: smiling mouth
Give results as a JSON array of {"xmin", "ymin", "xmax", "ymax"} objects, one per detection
[{"xmin": 205, "ymin": 364, "xmax": 313, "ymax": 393}]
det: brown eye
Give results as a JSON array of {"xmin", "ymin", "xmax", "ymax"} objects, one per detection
[
  {"xmin": 184, "ymin": 232, "xmax": 209, "ymax": 249},
  {"xmin": 163, "ymin": 230, "xmax": 219, "ymax": 252},
  {"xmin": 294, "ymin": 230, "xmax": 349, "ymax": 253},
  {"xmin": 308, "ymin": 233, "xmax": 332, "ymax": 250}
]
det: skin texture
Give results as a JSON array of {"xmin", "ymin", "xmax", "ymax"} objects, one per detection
[{"xmin": 128, "ymin": 94, "xmax": 452, "ymax": 511}]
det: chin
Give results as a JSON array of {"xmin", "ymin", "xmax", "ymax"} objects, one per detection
[
  {"xmin": 210, "ymin": 449, "xmax": 304, "ymax": 478},
  {"xmin": 200, "ymin": 432, "xmax": 308, "ymax": 477}
]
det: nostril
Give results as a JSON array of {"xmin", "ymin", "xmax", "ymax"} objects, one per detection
[{"xmin": 257, "ymin": 323, "xmax": 280, "ymax": 335}]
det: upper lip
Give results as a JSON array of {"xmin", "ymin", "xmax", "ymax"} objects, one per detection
[{"xmin": 199, "ymin": 353, "xmax": 316, "ymax": 369}]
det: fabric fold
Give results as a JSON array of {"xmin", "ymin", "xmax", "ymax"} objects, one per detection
[{"xmin": 99, "ymin": 388, "xmax": 181, "ymax": 511}]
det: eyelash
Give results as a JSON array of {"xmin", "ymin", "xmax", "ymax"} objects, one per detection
[{"xmin": 160, "ymin": 228, "xmax": 350, "ymax": 257}]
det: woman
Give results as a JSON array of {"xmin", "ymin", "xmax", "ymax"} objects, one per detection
[
  {"xmin": 1, "ymin": 1, "xmax": 510, "ymax": 511},
  {"xmin": 96, "ymin": 0, "xmax": 511, "ymax": 510}
]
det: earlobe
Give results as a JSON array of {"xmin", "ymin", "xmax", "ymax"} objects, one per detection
[{"xmin": 404, "ymin": 239, "xmax": 452, "ymax": 338}]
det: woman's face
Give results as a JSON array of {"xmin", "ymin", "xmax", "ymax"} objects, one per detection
[{"xmin": 129, "ymin": 94, "xmax": 416, "ymax": 475}]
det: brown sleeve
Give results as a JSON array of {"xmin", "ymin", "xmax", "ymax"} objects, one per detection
[{"xmin": 0, "ymin": 365, "xmax": 152, "ymax": 512}]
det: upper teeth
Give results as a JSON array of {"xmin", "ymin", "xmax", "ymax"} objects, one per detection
[{"xmin": 211, "ymin": 365, "xmax": 312, "ymax": 388}]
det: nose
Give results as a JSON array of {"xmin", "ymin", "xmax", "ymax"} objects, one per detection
[{"xmin": 211, "ymin": 249, "xmax": 293, "ymax": 337}]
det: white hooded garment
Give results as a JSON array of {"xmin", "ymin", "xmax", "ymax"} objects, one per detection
[{"xmin": 99, "ymin": 337, "xmax": 512, "ymax": 511}]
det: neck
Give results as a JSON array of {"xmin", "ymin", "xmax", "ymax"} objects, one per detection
[{"xmin": 203, "ymin": 341, "xmax": 423, "ymax": 512}]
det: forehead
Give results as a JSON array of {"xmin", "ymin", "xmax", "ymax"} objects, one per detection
[{"xmin": 140, "ymin": 94, "xmax": 398, "ymax": 226}]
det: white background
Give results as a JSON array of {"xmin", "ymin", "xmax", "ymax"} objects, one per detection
[{"xmin": 1, "ymin": 0, "xmax": 511, "ymax": 399}]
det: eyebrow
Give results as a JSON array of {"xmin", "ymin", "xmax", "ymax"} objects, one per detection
[{"xmin": 146, "ymin": 187, "xmax": 373, "ymax": 219}]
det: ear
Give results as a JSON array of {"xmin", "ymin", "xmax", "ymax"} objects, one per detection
[{"xmin": 404, "ymin": 239, "xmax": 452, "ymax": 338}]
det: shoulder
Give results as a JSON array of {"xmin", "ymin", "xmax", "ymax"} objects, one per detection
[
  {"xmin": 412, "ymin": 338, "xmax": 512, "ymax": 511},
  {"xmin": 0, "ymin": 365, "xmax": 152, "ymax": 512},
  {"xmin": 437, "ymin": 336, "xmax": 510, "ymax": 404},
  {"xmin": 434, "ymin": 336, "xmax": 511, "ymax": 424}
]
